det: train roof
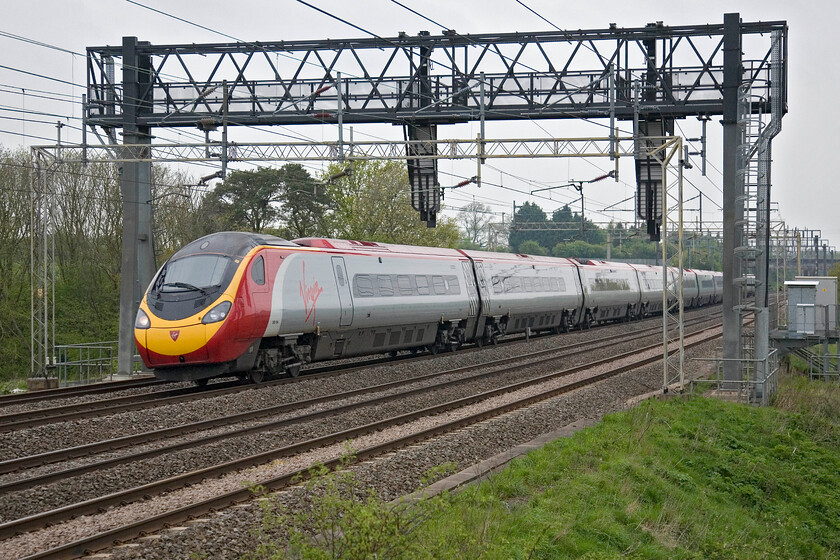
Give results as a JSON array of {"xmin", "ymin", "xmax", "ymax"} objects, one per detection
[
  {"xmin": 458, "ymin": 249, "xmax": 579, "ymax": 266},
  {"xmin": 176, "ymin": 231, "xmax": 298, "ymax": 259},
  {"xmin": 293, "ymin": 238, "xmax": 463, "ymax": 257},
  {"xmin": 576, "ymin": 259, "xmax": 637, "ymax": 270}
]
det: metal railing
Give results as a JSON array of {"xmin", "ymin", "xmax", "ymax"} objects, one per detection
[
  {"xmin": 691, "ymin": 348, "xmax": 780, "ymax": 406},
  {"xmin": 53, "ymin": 341, "xmax": 146, "ymax": 386}
]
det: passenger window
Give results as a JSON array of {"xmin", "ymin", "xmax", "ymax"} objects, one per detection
[
  {"xmin": 251, "ymin": 255, "xmax": 265, "ymax": 285},
  {"xmin": 492, "ymin": 276, "xmax": 503, "ymax": 294},
  {"xmin": 445, "ymin": 275, "xmax": 461, "ymax": 295},
  {"xmin": 415, "ymin": 275, "xmax": 430, "ymax": 295},
  {"xmin": 507, "ymin": 278, "xmax": 521, "ymax": 293},
  {"xmin": 378, "ymin": 275, "xmax": 394, "ymax": 297},
  {"xmin": 523, "ymin": 277, "xmax": 534, "ymax": 292},
  {"xmin": 354, "ymin": 274, "xmax": 375, "ymax": 297},
  {"xmin": 432, "ymin": 276, "xmax": 447, "ymax": 295},
  {"xmin": 397, "ymin": 275, "xmax": 413, "ymax": 295}
]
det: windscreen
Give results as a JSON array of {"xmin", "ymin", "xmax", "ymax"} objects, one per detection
[{"xmin": 157, "ymin": 254, "xmax": 231, "ymax": 292}]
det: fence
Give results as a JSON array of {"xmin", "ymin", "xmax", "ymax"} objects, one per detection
[
  {"xmin": 53, "ymin": 341, "xmax": 146, "ymax": 386},
  {"xmin": 690, "ymin": 348, "xmax": 780, "ymax": 406}
]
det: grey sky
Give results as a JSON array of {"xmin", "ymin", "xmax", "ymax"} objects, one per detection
[{"xmin": 1, "ymin": 1, "xmax": 836, "ymax": 250}]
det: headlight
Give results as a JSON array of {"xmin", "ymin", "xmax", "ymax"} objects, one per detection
[
  {"xmin": 135, "ymin": 308, "xmax": 151, "ymax": 329},
  {"xmin": 202, "ymin": 301, "xmax": 232, "ymax": 324}
]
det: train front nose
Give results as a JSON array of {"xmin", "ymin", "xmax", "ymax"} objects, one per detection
[{"xmin": 135, "ymin": 300, "xmax": 231, "ymax": 366}]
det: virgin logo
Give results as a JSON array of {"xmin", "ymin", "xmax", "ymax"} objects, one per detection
[
  {"xmin": 299, "ymin": 261, "xmax": 324, "ymax": 325},
  {"xmin": 170, "ymin": 330, "xmax": 180, "ymax": 341}
]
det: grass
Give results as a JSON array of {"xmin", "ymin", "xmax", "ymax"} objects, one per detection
[
  {"xmin": 0, "ymin": 378, "xmax": 27, "ymax": 394},
  {"xmin": 412, "ymin": 375, "xmax": 840, "ymax": 559}
]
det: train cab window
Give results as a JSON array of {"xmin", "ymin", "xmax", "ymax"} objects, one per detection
[
  {"xmin": 251, "ymin": 256, "xmax": 265, "ymax": 285},
  {"xmin": 432, "ymin": 276, "xmax": 447, "ymax": 295},
  {"xmin": 397, "ymin": 275, "xmax": 413, "ymax": 296},
  {"xmin": 378, "ymin": 275, "xmax": 394, "ymax": 296},
  {"xmin": 416, "ymin": 275, "xmax": 430, "ymax": 295}
]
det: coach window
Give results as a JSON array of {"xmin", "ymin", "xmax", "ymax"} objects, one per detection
[
  {"xmin": 415, "ymin": 275, "xmax": 430, "ymax": 295},
  {"xmin": 446, "ymin": 275, "xmax": 461, "ymax": 295},
  {"xmin": 432, "ymin": 275, "xmax": 447, "ymax": 295},
  {"xmin": 354, "ymin": 274, "xmax": 375, "ymax": 297},
  {"xmin": 506, "ymin": 277, "xmax": 521, "ymax": 293},
  {"xmin": 251, "ymin": 255, "xmax": 265, "ymax": 285},
  {"xmin": 397, "ymin": 275, "xmax": 413, "ymax": 296},
  {"xmin": 378, "ymin": 275, "xmax": 394, "ymax": 297},
  {"xmin": 492, "ymin": 276, "xmax": 503, "ymax": 294},
  {"xmin": 523, "ymin": 277, "xmax": 534, "ymax": 292}
]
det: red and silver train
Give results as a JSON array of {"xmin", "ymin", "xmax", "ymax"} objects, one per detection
[{"xmin": 134, "ymin": 232, "xmax": 722, "ymax": 384}]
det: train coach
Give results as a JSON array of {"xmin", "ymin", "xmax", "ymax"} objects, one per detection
[{"xmin": 134, "ymin": 232, "xmax": 720, "ymax": 385}]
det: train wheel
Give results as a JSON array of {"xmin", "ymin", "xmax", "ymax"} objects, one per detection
[
  {"xmin": 475, "ymin": 337, "xmax": 484, "ymax": 348},
  {"xmin": 249, "ymin": 370, "xmax": 265, "ymax": 384},
  {"xmin": 428, "ymin": 344, "xmax": 439, "ymax": 355},
  {"xmin": 388, "ymin": 350, "xmax": 398, "ymax": 358},
  {"xmin": 194, "ymin": 378, "xmax": 209, "ymax": 388}
]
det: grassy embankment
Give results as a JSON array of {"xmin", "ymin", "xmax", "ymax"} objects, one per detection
[{"xmin": 413, "ymin": 374, "xmax": 840, "ymax": 559}]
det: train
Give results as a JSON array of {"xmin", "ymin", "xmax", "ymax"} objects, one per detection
[{"xmin": 134, "ymin": 231, "xmax": 722, "ymax": 385}]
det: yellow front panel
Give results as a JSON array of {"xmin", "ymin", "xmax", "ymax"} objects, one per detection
[{"xmin": 146, "ymin": 323, "xmax": 210, "ymax": 356}]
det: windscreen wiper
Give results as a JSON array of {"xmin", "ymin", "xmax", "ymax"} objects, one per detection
[{"xmin": 161, "ymin": 282, "xmax": 209, "ymax": 296}]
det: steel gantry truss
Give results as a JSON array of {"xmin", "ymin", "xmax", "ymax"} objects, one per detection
[{"xmin": 30, "ymin": 13, "xmax": 789, "ymax": 379}]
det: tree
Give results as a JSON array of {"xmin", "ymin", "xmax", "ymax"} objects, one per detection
[
  {"xmin": 322, "ymin": 160, "xmax": 460, "ymax": 247},
  {"xmin": 274, "ymin": 163, "xmax": 330, "ymax": 239},
  {"xmin": 209, "ymin": 168, "xmax": 283, "ymax": 232},
  {"xmin": 509, "ymin": 201, "xmax": 551, "ymax": 252},
  {"xmin": 518, "ymin": 239, "xmax": 548, "ymax": 256},
  {"xmin": 552, "ymin": 240, "xmax": 605, "ymax": 259},
  {"xmin": 457, "ymin": 201, "xmax": 491, "ymax": 246},
  {"xmin": 0, "ymin": 147, "xmax": 33, "ymax": 381}
]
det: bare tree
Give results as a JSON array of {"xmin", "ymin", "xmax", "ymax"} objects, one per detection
[{"xmin": 457, "ymin": 201, "xmax": 492, "ymax": 246}]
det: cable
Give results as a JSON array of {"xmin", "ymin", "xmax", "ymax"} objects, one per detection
[
  {"xmin": 0, "ymin": 30, "xmax": 82, "ymax": 56},
  {"xmin": 0, "ymin": 64, "xmax": 82, "ymax": 89}
]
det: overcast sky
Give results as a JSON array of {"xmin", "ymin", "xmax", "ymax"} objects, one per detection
[{"xmin": 1, "ymin": 0, "xmax": 837, "ymax": 250}]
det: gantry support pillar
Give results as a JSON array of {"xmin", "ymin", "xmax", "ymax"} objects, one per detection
[
  {"xmin": 117, "ymin": 36, "xmax": 156, "ymax": 376},
  {"xmin": 721, "ymin": 13, "xmax": 743, "ymax": 383}
]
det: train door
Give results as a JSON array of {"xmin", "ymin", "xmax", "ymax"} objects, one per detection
[
  {"xmin": 475, "ymin": 262, "xmax": 492, "ymax": 311},
  {"xmin": 331, "ymin": 257, "xmax": 354, "ymax": 326},
  {"xmin": 461, "ymin": 261, "xmax": 479, "ymax": 317}
]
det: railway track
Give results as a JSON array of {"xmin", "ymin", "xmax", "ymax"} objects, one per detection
[
  {"xmin": 0, "ymin": 309, "xmax": 720, "ymax": 433},
  {"xmin": 2, "ymin": 311, "xmax": 723, "ymax": 559},
  {"xmin": 0, "ymin": 310, "xmax": 721, "ymax": 491},
  {"xmin": 0, "ymin": 375, "xmax": 161, "ymax": 406}
]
